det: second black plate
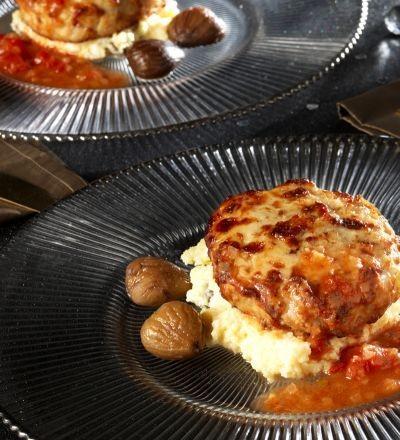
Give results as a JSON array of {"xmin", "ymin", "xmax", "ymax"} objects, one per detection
[
  {"xmin": 1, "ymin": 135, "xmax": 400, "ymax": 440},
  {"xmin": 0, "ymin": 0, "xmax": 368, "ymax": 138}
]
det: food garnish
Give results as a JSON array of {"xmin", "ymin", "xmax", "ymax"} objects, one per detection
[
  {"xmin": 167, "ymin": 6, "xmax": 225, "ymax": 47},
  {"xmin": 140, "ymin": 301, "xmax": 205, "ymax": 360},
  {"xmin": 125, "ymin": 39, "xmax": 183, "ymax": 79},
  {"xmin": 126, "ymin": 256, "xmax": 191, "ymax": 307}
]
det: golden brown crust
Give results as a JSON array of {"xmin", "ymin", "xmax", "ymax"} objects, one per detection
[
  {"xmin": 206, "ymin": 181, "xmax": 400, "ymax": 341},
  {"xmin": 16, "ymin": 0, "xmax": 165, "ymax": 42}
]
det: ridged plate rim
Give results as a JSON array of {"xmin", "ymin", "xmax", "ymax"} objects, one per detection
[
  {"xmin": 2, "ymin": 134, "xmax": 400, "ymax": 440},
  {"xmin": 0, "ymin": 0, "xmax": 369, "ymax": 142}
]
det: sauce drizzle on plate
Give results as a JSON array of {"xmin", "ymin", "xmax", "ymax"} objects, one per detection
[
  {"xmin": 0, "ymin": 33, "xmax": 129, "ymax": 89},
  {"xmin": 252, "ymin": 326, "xmax": 400, "ymax": 413}
]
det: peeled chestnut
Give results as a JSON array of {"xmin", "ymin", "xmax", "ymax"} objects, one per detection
[
  {"xmin": 140, "ymin": 301, "xmax": 205, "ymax": 360},
  {"xmin": 126, "ymin": 256, "xmax": 191, "ymax": 307},
  {"xmin": 167, "ymin": 6, "xmax": 225, "ymax": 48},
  {"xmin": 125, "ymin": 39, "xmax": 183, "ymax": 79}
]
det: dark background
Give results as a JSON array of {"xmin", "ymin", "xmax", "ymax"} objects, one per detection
[{"xmin": 1, "ymin": 0, "xmax": 399, "ymax": 438}]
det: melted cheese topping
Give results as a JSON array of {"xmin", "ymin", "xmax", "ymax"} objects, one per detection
[
  {"xmin": 11, "ymin": 1, "xmax": 178, "ymax": 60},
  {"xmin": 205, "ymin": 180, "xmax": 400, "ymax": 340}
]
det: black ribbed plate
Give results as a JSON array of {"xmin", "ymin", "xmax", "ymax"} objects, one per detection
[
  {"xmin": 2, "ymin": 136, "xmax": 400, "ymax": 440},
  {"xmin": 0, "ymin": 0, "xmax": 368, "ymax": 139}
]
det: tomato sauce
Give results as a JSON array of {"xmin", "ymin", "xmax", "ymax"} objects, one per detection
[
  {"xmin": 0, "ymin": 33, "xmax": 129, "ymax": 89},
  {"xmin": 252, "ymin": 365, "xmax": 400, "ymax": 413},
  {"xmin": 252, "ymin": 329, "xmax": 400, "ymax": 413}
]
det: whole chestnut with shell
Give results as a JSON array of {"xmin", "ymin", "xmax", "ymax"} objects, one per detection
[{"xmin": 167, "ymin": 6, "xmax": 225, "ymax": 48}]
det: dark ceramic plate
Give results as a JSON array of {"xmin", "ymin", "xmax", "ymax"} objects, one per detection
[
  {"xmin": 1, "ymin": 135, "xmax": 400, "ymax": 440},
  {"xmin": 0, "ymin": 0, "xmax": 368, "ymax": 139}
]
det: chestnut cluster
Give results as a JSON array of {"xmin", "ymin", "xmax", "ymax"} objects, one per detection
[
  {"xmin": 125, "ymin": 6, "xmax": 225, "ymax": 79},
  {"xmin": 126, "ymin": 256, "xmax": 206, "ymax": 360}
]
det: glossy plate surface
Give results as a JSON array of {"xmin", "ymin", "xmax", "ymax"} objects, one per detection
[
  {"xmin": 0, "ymin": 0, "xmax": 368, "ymax": 139},
  {"xmin": 1, "ymin": 136, "xmax": 400, "ymax": 440}
]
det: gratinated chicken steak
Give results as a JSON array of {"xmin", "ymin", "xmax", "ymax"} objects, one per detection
[
  {"xmin": 205, "ymin": 179, "xmax": 400, "ymax": 340},
  {"xmin": 16, "ymin": 0, "xmax": 165, "ymax": 42}
]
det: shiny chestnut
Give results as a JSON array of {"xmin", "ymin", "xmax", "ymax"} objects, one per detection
[
  {"xmin": 140, "ymin": 301, "xmax": 206, "ymax": 360},
  {"xmin": 167, "ymin": 6, "xmax": 225, "ymax": 48},
  {"xmin": 125, "ymin": 39, "xmax": 183, "ymax": 79},
  {"xmin": 126, "ymin": 256, "xmax": 191, "ymax": 307}
]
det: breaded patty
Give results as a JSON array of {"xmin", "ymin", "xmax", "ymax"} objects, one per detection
[
  {"xmin": 16, "ymin": 0, "xmax": 165, "ymax": 42},
  {"xmin": 205, "ymin": 180, "xmax": 400, "ymax": 341}
]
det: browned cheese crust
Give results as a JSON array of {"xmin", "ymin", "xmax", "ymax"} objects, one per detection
[
  {"xmin": 205, "ymin": 180, "xmax": 400, "ymax": 342},
  {"xmin": 16, "ymin": 0, "xmax": 166, "ymax": 42}
]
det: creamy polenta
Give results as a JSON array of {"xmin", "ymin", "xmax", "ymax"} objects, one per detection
[{"xmin": 182, "ymin": 239, "xmax": 400, "ymax": 381}]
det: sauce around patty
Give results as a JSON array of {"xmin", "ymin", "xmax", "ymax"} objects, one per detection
[
  {"xmin": 0, "ymin": 33, "xmax": 129, "ymax": 89},
  {"xmin": 252, "ymin": 364, "xmax": 400, "ymax": 413},
  {"xmin": 252, "ymin": 329, "xmax": 400, "ymax": 413}
]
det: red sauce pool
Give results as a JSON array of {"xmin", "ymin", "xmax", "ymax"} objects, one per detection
[
  {"xmin": 252, "ymin": 328, "xmax": 400, "ymax": 413},
  {"xmin": 252, "ymin": 365, "xmax": 400, "ymax": 413},
  {"xmin": 0, "ymin": 33, "xmax": 129, "ymax": 89}
]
